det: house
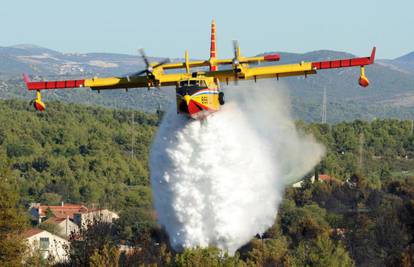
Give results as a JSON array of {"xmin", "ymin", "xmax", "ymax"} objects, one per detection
[
  {"xmin": 23, "ymin": 228, "xmax": 69, "ymax": 263},
  {"xmin": 29, "ymin": 202, "xmax": 88, "ymax": 224},
  {"xmin": 318, "ymin": 174, "xmax": 343, "ymax": 185},
  {"xmin": 292, "ymin": 176, "xmax": 315, "ymax": 188},
  {"xmin": 73, "ymin": 209, "xmax": 120, "ymax": 228},
  {"xmin": 42, "ymin": 217, "xmax": 79, "ymax": 238},
  {"xmin": 29, "ymin": 202, "xmax": 119, "ymax": 228},
  {"xmin": 292, "ymin": 174, "xmax": 342, "ymax": 188}
]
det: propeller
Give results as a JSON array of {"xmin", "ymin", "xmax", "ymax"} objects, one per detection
[
  {"xmin": 232, "ymin": 40, "xmax": 241, "ymax": 85},
  {"xmin": 128, "ymin": 49, "xmax": 170, "ymax": 89}
]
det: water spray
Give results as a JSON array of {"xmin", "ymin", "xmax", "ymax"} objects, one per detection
[{"xmin": 150, "ymin": 82, "xmax": 325, "ymax": 254}]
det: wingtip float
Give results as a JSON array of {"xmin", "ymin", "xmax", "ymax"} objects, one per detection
[{"xmin": 23, "ymin": 21, "xmax": 376, "ymax": 119}]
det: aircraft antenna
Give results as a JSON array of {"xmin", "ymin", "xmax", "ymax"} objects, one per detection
[{"xmin": 321, "ymin": 87, "xmax": 327, "ymax": 124}]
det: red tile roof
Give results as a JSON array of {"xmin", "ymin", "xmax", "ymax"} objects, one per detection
[
  {"xmin": 38, "ymin": 204, "xmax": 88, "ymax": 219},
  {"xmin": 318, "ymin": 174, "xmax": 342, "ymax": 184},
  {"xmin": 43, "ymin": 217, "xmax": 66, "ymax": 225},
  {"xmin": 22, "ymin": 228, "xmax": 44, "ymax": 238},
  {"xmin": 318, "ymin": 174, "xmax": 333, "ymax": 181}
]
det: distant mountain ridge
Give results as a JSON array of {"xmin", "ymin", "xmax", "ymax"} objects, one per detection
[
  {"xmin": 0, "ymin": 44, "xmax": 413, "ymax": 123},
  {"xmin": 377, "ymin": 51, "xmax": 414, "ymax": 74},
  {"xmin": 0, "ymin": 44, "xmax": 153, "ymax": 77},
  {"xmin": 396, "ymin": 51, "xmax": 414, "ymax": 62}
]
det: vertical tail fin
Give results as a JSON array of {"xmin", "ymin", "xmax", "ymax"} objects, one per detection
[
  {"xmin": 210, "ymin": 19, "xmax": 217, "ymax": 71},
  {"xmin": 23, "ymin": 73, "xmax": 30, "ymax": 84}
]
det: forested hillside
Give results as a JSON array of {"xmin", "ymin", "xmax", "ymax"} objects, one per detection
[
  {"xmin": 1, "ymin": 100, "xmax": 414, "ymax": 266},
  {"xmin": 0, "ymin": 100, "xmax": 161, "ymax": 242}
]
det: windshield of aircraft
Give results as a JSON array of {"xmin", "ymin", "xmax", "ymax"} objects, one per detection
[
  {"xmin": 177, "ymin": 80, "xmax": 208, "ymax": 96},
  {"xmin": 179, "ymin": 80, "xmax": 207, "ymax": 87}
]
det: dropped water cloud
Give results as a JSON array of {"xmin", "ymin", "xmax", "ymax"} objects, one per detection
[{"xmin": 150, "ymin": 81, "xmax": 325, "ymax": 254}]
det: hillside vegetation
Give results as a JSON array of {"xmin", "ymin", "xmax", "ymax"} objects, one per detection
[
  {"xmin": 1, "ymin": 100, "xmax": 414, "ymax": 266},
  {"xmin": 0, "ymin": 100, "xmax": 160, "ymax": 226}
]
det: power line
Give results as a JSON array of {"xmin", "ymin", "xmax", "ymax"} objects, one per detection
[
  {"xmin": 359, "ymin": 132, "xmax": 364, "ymax": 170},
  {"xmin": 131, "ymin": 111, "xmax": 135, "ymax": 159},
  {"xmin": 321, "ymin": 87, "xmax": 327, "ymax": 124}
]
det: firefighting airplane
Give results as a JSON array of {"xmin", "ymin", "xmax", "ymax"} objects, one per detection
[{"xmin": 23, "ymin": 20, "xmax": 376, "ymax": 120}]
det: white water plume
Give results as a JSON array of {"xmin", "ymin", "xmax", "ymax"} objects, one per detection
[{"xmin": 150, "ymin": 82, "xmax": 325, "ymax": 254}]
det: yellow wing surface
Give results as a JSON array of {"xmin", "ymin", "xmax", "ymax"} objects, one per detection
[{"xmin": 24, "ymin": 47, "xmax": 375, "ymax": 91}]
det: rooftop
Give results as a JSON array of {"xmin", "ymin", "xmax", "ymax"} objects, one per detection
[
  {"xmin": 43, "ymin": 217, "xmax": 67, "ymax": 224},
  {"xmin": 22, "ymin": 228, "xmax": 43, "ymax": 238},
  {"xmin": 35, "ymin": 203, "xmax": 88, "ymax": 219}
]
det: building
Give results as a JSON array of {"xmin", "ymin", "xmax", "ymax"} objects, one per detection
[
  {"xmin": 318, "ymin": 174, "xmax": 343, "ymax": 185},
  {"xmin": 73, "ymin": 209, "xmax": 120, "ymax": 228},
  {"xmin": 292, "ymin": 176, "xmax": 315, "ymax": 188},
  {"xmin": 29, "ymin": 203, "xmax": 88, "ymax": 224},
  {"xmin": 29, "ymin": 202, "xmax": 119, "ymax": 228},
  {"xmin": 42, "ymin": 217, "xmax": 79, "ymax": 238},
  {"xmin": 23, "ymin": 228, "xmax": 69, "ymax": 263},
  {"xmin": 292, "ymin": 174, "xmax": 342, "ymax": 188}
]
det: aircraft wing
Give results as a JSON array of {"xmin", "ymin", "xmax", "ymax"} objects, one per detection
[
  {"xmin": 23, "ymin": 72, "xmax": 189, "ymax": 91},
  {"xmin": 24, "ymin": 74, "xmax": 147, "ymax": 91},
  {"xmin": 206, "ymin": 47, "xmax": 376, "ymax": 83},
  {"xmin": 161, "ymin": 54, "xmax": 281, "ymax": 70},
  {"xmin": 206, "ymin": 62, "xmax": 316, "ymax": 82},
  {"xmin": 24, "ymin": 47, "xmax": 376, "ymax": 90}
]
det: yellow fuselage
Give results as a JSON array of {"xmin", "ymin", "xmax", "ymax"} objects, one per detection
[{"xmin": 176, "ymin": 77, "xmax": 222, "ymax": 119}]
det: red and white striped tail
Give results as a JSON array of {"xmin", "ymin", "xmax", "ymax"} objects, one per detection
[{"xmin": 210, "ymin": 19, "xmax": 217, "ymax": 71}]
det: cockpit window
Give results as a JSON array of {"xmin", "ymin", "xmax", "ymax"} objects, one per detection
[
  {"xmin": 189, "ymin": 80, "xmax": 199, "ymax": 86},
  {"xmin": 179, "ymin": 81, "xmax": 189, "ymax": 87}
]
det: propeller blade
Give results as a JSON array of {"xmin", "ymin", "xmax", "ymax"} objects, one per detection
[
  {"xmin": 152, "ymin": 58, "xmax": 171, "ymax": 69},
  {"xmin": 128, "ymin": 49, "xmax": 171, "ymax": 86},
  {"xmin": 232, "ymin": 40, "xmax": 240, "ymax": 85},
  {"xmin": 130, "ymin": 69, "xmax": 147, "ymax": 77},
  {"xmin": 129, "ymin": 58, "xmax": 170, "ymax": 78},
  {"xmin": 233, "ymin": 40, "xmax": 238, "ymax": 59},
  {"xmin": 139, "ymin": 48, "xmax": 150, "ymax": 67},
  {"xmin": 234, "ymin": 72, "xmax": 239, "ymax": 85}
]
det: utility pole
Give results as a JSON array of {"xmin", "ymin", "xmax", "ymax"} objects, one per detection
[
  {"xmin": 131, "ymin": 111, "xmax": 135, "ymax": 159},
  {"xmin": 359, "ymin": 132, "xmax": 364, "ymax": 170},
  {"xmin": 321, "ymin": 87, "xmax": 327, "ymax": 124}
]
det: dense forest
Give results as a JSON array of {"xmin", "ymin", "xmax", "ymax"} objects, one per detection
[{"xmin": 1, "ymin": 99, "xmax": 414, "ymax": 266}]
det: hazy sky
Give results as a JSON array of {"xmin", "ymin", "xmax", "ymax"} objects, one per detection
[{"xmin": 0, "ymin": 0, "xmax": 412, "ymax": 59}]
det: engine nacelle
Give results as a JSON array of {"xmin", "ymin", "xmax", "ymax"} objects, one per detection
[{"xmin": 358, "ymin": 66, "xmax": 370, "ymax": 87}]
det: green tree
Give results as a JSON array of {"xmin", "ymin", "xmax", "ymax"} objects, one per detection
[
  {"xmin": 245, "ymin": 236, "xmax": 289, "ymax": 267},
  {"xmin": 66, "ymin": 220, "xmax": 117, "ymax": 267},
  {"xmin": 0, "ymin": 176, "xmax": 28, "ymax": 266},
  {"xmin": 89, "ymin": 243, "xmax": 120, "ymax": 267},
  {"xmin": 174, "ymin": 247, "xmax": 245, "ymax": 267},
  {"xmin": 292, "ymin": 234, "xmax": 354, "ymax": 267}
]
